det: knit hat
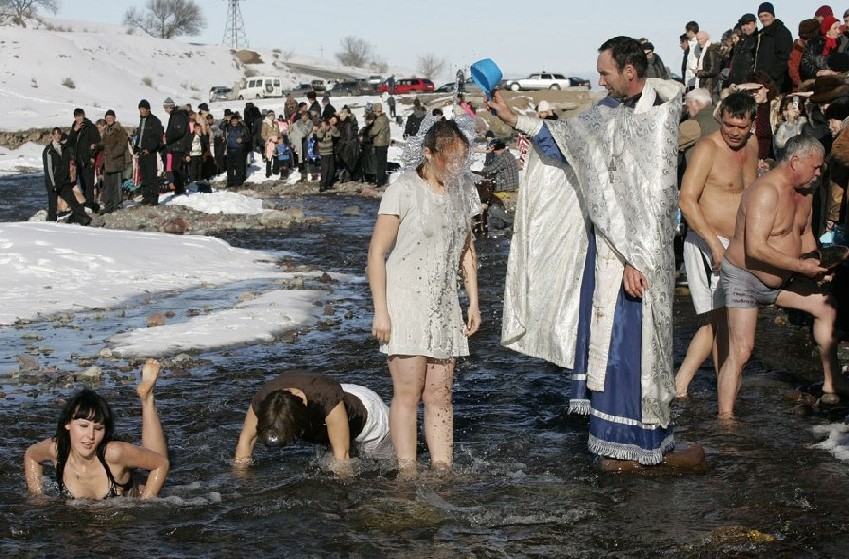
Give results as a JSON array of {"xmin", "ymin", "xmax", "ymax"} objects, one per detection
[
  {"xmin": 105, "ymin": 109, "xmax": 116, "ymax": 117},
  {"xmin": 821, "ymin": 15, "xmax": 839, "ymax": 36},
  {"xmin": 163, "ymin": 97, "xmax": 175, "ymax": 108},
  {"xmin": 138, "ymin": 99, "xmax": 151, "ymax": 110},
  {"xmin": 799, "ymin": 19, "xmax": 822, "ymax": 41},
  {"xmin": 816, "ymin": 5, "xmax": 834, "ymax": 19},
  {"xmin": 739, "ymin": 13, "xmax": 757, "ymax": 25},
  {"xmin": 758, "ymin": 2, "xmax": 774, "ymax": 16}
]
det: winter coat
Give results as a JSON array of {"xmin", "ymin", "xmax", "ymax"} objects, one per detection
[
  {"xmin": 789, "ymin": 39, "xmax": 807, "ymax": 88},
  {"xmin": 243, "ymin": 105, "xmax": 261, "ymax": 130},
  {"xmin": 265, "ymin": 138, "xmax": 278, "ymax": 160},
  {"xmin": 283, "ymin": 96, "xmax": 298, "ymax": 121},
  {"xmin": 730, "ymin": 34, "xmax": 758, "ymax": 85},
  {"xmin": 43, "ymin": 142, "xmax": 72, "ymax": 192},
  {"xmin": 321, "ymin": 103, "xmax": 336, "ymax": 120},
  {"xmin": 289, "ymin": 119, "xmax": 313, "ymax": 158},
  {"xmin": 755, "ymin": 20, "xmax": 794, "ymax": 92},
  {"xmin": 404, "ymin": 108, "xmax": 427, "ymax": 138},
  {"xmin": 801, "ymin": 36, "xmax": 849, "ymax": 82},
  {"xmin": 275, "ymin": 143, "xmax": 293, "ymax": 162},
  {"xmin": 135, "ymin": 114, "xmax": 164, "ymax": 153},
  {"xmin": 308, "ymin": 100, "xmax": 321, "ymax": 118},
  {"xmin": 165, "ymin": 108, "xmax": 192, "ymax": 154},
  {"xmin": 337, "ymin": 117, "xmax": 359, "ymax": 168},
  {"xmin": 315, "ymin": 125, "xmax": 340, "ymax": 156},
  {"xmin": 645, "ymin": 54, "xmax": 669, "ymax": 80},
  {"xmin": 101, "ymin": 122, "xmax": 129, "ymax": 174},
  {"xmin": 261, "ymin": 117, "xmax": 279, "ymax": 143},
  {"xmin": 369, "ymin": 113, "xmax": 391, "ymax": 147},
  {"xmin": 226, "ymin": 123, "xmax": 248, "ymax": 152},
  {"xmin": 68, "ymin": 118, "xmax": 101, "ymax": 163},
  {"xmin": 696, "ymin": 43, "xmax": 724, "ymax": 97}
]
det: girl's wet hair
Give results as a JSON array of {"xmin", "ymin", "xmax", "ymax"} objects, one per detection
[
  {"xmin": 54, "ymin": 389, "xmax": 115, "ymax": 493},
  {"xmin": 255, "ymin": 390, "xmax": 308, "ymax": 447},
  {"xmin": 421, "ymin": 119, "xmax": 470, "ymax": 157}
]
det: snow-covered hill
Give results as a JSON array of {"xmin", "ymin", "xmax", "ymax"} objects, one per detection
[{"xmin": 0, "ymin": 18, "xmax": 393, "ymax": 131}]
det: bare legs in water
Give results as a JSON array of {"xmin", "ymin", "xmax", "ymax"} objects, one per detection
[{"xmin": 388, "ymin": 355, "xmax": 454, "ymax": 478}]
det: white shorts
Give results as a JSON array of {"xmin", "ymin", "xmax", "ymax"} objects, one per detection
[
  {"xmin": 683, "ymin": 231, "xmax": 730, "ymax": 315},
  {"xmin": 340, "ymin": 384, "xmax": 393, "ymax": 459}
]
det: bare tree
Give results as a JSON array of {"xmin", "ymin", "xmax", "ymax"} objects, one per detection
[
  {"xmin": 416, "ymin": 54, "xmax": 446, "ymax": 80},
  {"xmin": 0, "ymin": 0, "xmax": 58, "ymax": 26},
  {"xmin": 369, "ymin": 57, "xmax": 389, "ymax": 74},
  {"xmin": 335, "ymin": 36, "xmax": 373, "ymax": 68},
  {"xmin": 123, "ymin": 0, "xmax": 205, "ymax": 39}
]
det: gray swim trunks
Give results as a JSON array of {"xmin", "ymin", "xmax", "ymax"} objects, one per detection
[{"xmin": 716, "ymin": 260, "xmax": 781, "ymax": 308}]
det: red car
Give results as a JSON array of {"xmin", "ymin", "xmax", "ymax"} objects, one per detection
[{"xmin": 378, "ymin": 78, "xmax": 434, "ymax": 94}]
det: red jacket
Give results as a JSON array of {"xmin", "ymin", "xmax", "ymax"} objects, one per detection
[{"xmin": 788, "ymin": 39, "xmax": 806, "ymax": 90}]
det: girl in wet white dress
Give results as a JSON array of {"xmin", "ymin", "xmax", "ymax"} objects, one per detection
[{"xmin": 367, "ymin": 118, "xmax": 481, "ymax": 476}]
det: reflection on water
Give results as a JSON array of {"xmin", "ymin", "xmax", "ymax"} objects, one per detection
[{"xmin": 1, "ymin": 178, "xmax": 849, "ymax": 556}]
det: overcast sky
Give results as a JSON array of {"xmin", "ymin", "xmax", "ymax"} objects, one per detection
[{"xmin": 56, "ymin": 0, "xmax": 819, "ymax": 81}]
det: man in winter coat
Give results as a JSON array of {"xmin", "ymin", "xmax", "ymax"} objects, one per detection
[
  {"xmin": 404, "ymin": 101, "xmax": 427, "ymax": 138},
  {"xmin": 225, "ymin": 113, "xmax": 249, "ymax": 187},
  {"xmin": 134, "ymin": 99, "xmax": 164, "ymax": 206},
  {"xmin": 289, "ymin": 111, "xmax": 314, "ymax": 173},
  {"xmin": 315, "ymin": 117, "xmax": 340, "ymax": 191},
  {"xmin": 67, "ymin": 108, "xmax": 101, "ymax": 212},
  {"xmin": 336, "ymin": 107, "xmax": 359, "ymax": 182},
  {"xmin": 730, "ymin": 14, "xmax": 759, "ymax": 84},
  {"xmin": 754, "ymin": 2, "xmax": 794, "ymax": 92},
  {"xmin": 369, "ymin": 103, "xmax": 391, "ymax": 187},
  {"xmin": 163, "ymin": 98, "xmax": 191, "ymax": 195},
  {"xmin": 43, "ymin": 127, "xmax": 91, "ymax": 225},
  {"xmin": 99, "ymin": 110, "xmax": 129, "ymax": 213},
  {"xmin": 321, "ymin": 95, "xmax": 336, "ymax": 120},
  {"xmin": 306, "ymin": 91, "xmax": 321, "ymax": 118},
  {"xmin": 642, "ymin": 41, "xmax": 669, "ymax": 79}
]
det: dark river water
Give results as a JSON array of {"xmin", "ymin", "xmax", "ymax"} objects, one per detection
[{"xmin": 1, "ymin": 176, "xmax": 849, "ymax": 557}]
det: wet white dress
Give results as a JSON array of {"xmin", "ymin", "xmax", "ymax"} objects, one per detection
[{"xmin": 378, "ymin": 170, "xmax": 479, "ymax": 359}]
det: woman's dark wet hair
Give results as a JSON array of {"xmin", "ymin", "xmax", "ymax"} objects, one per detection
[
  {"xmin": 255, "ymin": 390, "xmax": 308, "ymax": 447},
  {"xmin": 54, "ymin": 389, "xmax": 115, "ymax": 492},
  {"xmin": 421, "ymin": 119, "xmax": 470, "ymax": 158}
]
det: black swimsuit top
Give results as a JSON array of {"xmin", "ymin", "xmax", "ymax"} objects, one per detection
[{"xmin": 60, "ymin": 454, "xmax": 134, "ymax": 500}]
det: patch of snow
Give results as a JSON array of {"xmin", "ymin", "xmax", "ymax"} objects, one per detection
[
  {"xmin": 164, "ymin": 191, "xmax": 265, "ymax": 215},
  {"xmin": 0, "ymin": 142, "xmax": 44, "ymax": 175},
  {"xmin": 109, "ymin": 289, "xmax": 322, "ymax": 357},
  {"xmin": 0, "ymin": 222, "xmax": 294, "ymax": 325}
]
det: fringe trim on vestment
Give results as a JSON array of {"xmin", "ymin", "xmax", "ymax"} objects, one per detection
[
  {"xmin": 568, "ymin": 399, "xmax": 591, "ymax": 415},
  {"xmin": 588, "ymin": 433, "xmax": 675, "ymax": 466}
]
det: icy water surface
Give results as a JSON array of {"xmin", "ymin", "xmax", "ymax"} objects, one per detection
[{"xmin": 1, "ymin": 178, "xmax": 849, "ymax": 557}]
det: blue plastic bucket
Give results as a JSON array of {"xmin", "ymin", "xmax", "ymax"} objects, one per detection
[{"xmin": 470, "ymin": 58, "xmax": 502, "ymax": 99}]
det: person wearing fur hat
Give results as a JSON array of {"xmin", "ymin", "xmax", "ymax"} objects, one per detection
[
  {"xmin": 802, "ymin": 15, "xmax": 849, "ymax": 80},
  {"xmin": 729, "ymin": 14, "xmax": 759, "ymax": 85},
  {"xmin": 754, "ymin": 2, "xmax": 794, "ymax": 93},
  {"xmin": 792, "ymin": 19, "xmax": 825, "ymax": 87}
]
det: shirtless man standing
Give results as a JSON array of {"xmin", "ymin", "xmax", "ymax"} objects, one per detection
[
  {"xmin": 676, "ymin": 93, "xmax": 759, "ymax": 398},
  {"xmin": 715, "ymin": 134, "xmax": 847, "ymax": 419}
]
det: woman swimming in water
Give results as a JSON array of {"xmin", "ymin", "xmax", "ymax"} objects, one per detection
[{"xmin": 24, "ymin": 359, "xmax": 169, "ymax": 500}]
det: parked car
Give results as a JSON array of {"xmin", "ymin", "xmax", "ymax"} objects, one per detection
[
  {"xmin": 289, "ymin": 83, "xmax": 313, "ymax": 95},
  {"xmin": 378, "ymin": 78, "xmax": 434, "ymax": 94},
  {"xmin": 311, "ymin": 79, "xmax": 326, "ymax": 91},
  {"xmin": 237, "ymin": 76, "xmax": 283, "ymax": 99},
  {"xmin": 567, "ymin": 76, "xmax": 591, "ymax": 88},
  {"xmin": 367, "ymin": 75, "xmax": 383, "ymax": 86},
  {"xmin": 330, "ymin": 80, "xmax": 367, "ymax": 96},
  {"xmin": 503, "ymin": 72, "xmax": 576, "ymax": 91},
  {"xmin": 208, "ymin": 86, "xmax": 234, "ymax": 103},
  {"xmin": 435, "ymin": 79, "xmax": 483, "ymax": 94}
]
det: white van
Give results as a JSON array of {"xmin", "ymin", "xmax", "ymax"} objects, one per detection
[{"xmin": 237, "ymin": 76, "xmax": 282, "ymax": 99}]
